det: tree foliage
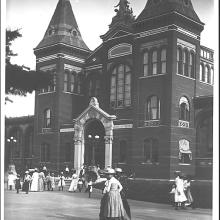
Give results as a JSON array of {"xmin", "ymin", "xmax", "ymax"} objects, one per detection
[{"xmin": 5, "ymin": 29, "xmax": 53, "ymax": 96}]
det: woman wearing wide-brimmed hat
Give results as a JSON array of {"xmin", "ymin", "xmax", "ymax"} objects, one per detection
[
  {"xmin": 99, "ymin": 168, "xmax": 125, "ymax": 220},
  {"xmin": 115, "ymin": 168, "xmax": 131, "ymax": 220},
  {"xmin": 23, "ymin": 171, "xmax": 31, "ymax": 194}
]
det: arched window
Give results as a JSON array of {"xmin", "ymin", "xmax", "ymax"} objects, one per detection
[
  {"xmin": 160, "ymin": 48, "xmax": 167, "ymax": 74},
  {"xmin": 152, "ymin": 50, "xmax": 158, "ymax": 75},
  {"xmin": 119, "ymin": 140, "xmax": 127, "ymax": 163},
  {"xmin": 200, "ymin": 64, "xmax": 204, "ymax": 81},
  {"xmin": 143, "ymin": 138, "xmax": 159, "ymax": 163},
  {"xmin": 41, "ymin": 143, "xmax": 50, "ymax": 162},
  {"xmin": 43, "ymin": 109, "xmax": 52, "ymax": 128},
  {"xmin": 177, "ymin": 47, "xmax": 182, "ymax": 75},
  {"xmin": 143, "ymin": 51, "xmax": 149, "ymax": 76},
  {"xmin": 183, "ymin": 50, "xmax": 188, "ymax": 76},
  {"xmin": 146, "ymin": 96, "xmax": 160, "ymax": 120},
  {"xmin": 179, "ymin": 97, "xmax": 190, "ymax": 121},
  {"xmin": 179, "ymin": 139, "xmax": 192, "ymax": 164},
  {"xmin": 110, "ymin": 64, "xmax": 131, "ymax": 108},
  {"xmin": 188, "ymin": 52, "xmax": 194, "ymax": 78}
]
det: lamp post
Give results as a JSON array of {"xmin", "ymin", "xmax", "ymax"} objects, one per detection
[
  {"xmin": 88, "ymin": 134, "xmax": 100, "ymax": 166},
  {"xmin": 6, "ymin": 136, "xmax": 17, "ymax": 164},
  {"xmin": 6, "ymin": 136, "xmax": 17, "ymax": 174}
]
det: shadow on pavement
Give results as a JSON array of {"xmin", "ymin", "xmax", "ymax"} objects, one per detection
[{"xmin": 46, "ymin": 213, "xmax": 94, "ymax": 220}]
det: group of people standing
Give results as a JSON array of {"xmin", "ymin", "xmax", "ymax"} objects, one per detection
[{"xmin": 170, "ymin": 171, "xmax": 195, "ymax": 210}]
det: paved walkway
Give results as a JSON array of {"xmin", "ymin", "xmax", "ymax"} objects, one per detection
[{"xmin": 4, "ymin": 189, "xmax": 212, "ymax": 220}]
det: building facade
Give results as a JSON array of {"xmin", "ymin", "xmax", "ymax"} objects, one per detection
[{"xmin": 5, "ymin": 0, "xmax": 214, "ymax": 179}]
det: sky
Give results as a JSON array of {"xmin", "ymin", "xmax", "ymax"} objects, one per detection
[{"xmin": 4, "ymin": 0, "xmax": 217, "ymax": 117}]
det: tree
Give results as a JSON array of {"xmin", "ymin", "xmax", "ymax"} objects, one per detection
[{"xmin": 5, "ymin": 29, "xmax": 52, "ymax": 96}]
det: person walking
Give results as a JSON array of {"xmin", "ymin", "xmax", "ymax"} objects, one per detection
[
  {"xmin": 99, "ymin": 168, "xmax": 125, "ymax": 220},
  {"xmin": 45, "ymin": 172, "xmax": 52, "ymax": 191},
  {"xmin": 38, "ymin": 171, "xmax": 45, "ymax": 192},
  {"xmin": 78, "ymin": 178, "xmax": 83, "ymax": 192},
  {"xmin": 184, "ymin": 175, "xmax": 195, "ymax": 209},
  {"xmin": 15, "ymin": 174, "xmax": 21, "ymax": 193},
  {"xmin": 30, "ymin": 168, "xmax": 39, "ymax": 192},
  {"xmin": 174, "ymin": 171, "xmax": 187, "ymax": 210},
  {"xmin": 58, "ymin": 172, "xmax": 65, "ymax": 191},
  {"xmin": 68, "ymin": 170, "xmax": 78, "ymax": 192},
  {"xmin": 115, "ymin": 167, "xmax": 131, "ymax": 220},
  {"xmin": 23, "ymin": 171, "xmax": 31, "ymax": 194}
]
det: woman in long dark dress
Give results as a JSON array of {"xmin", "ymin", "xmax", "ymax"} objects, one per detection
[
  {"xmin": 23, "ymin": 171, "xmax": 31, "ymax": 194},
  {"xmin": 99, "ymin": 168, "xmax": 125, "ymax": 220},
  {"xmin": 115, "ymin": 168, "xmax": 131, "ymax": 220}
]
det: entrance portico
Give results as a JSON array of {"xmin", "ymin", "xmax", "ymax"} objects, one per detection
[{"xmin": 73, "ymin": 97, "xmax": 116, "ymax": 173}]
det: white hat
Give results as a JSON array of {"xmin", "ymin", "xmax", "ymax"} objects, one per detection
[
  {"xmin": 25, "ymin": 171, "xmax": 29, "ymax": 174},
  {"xmin": 115, "ymin": 168, "xmax": 122, "ymax": 173},
  {"xmin": 105, "ymin": 168, "xmax": 115, "ymax": 174}
]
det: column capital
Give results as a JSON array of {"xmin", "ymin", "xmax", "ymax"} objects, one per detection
[{"xmin": 104, "ymin": 135, "xmax": 113, "ymax": 144}]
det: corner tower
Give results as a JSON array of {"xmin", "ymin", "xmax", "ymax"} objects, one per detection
[
  {"xmin": 33, "ymin": 0, "xmax": 90, "ymax": 170},
  {"xmin": 132, "ymin": 0, "xmax": 205, "ymax": 179}
]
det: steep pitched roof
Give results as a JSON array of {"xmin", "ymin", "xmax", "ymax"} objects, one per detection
[
  {"xmin": 136, "ymin": 0, "xmax": 202, "ymax": 24},
  {"xmin": 35, "ymin": 0, "xmax": 89, "ymax": 51}
]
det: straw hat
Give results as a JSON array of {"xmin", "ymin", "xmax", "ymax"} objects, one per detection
[
  {"xmin": 115, "ymin": 168, "xmax": 123, "ymax": 173},
  {"xmin": 104, "ymin": 168, "xmax": 115, "ymax": 174}
]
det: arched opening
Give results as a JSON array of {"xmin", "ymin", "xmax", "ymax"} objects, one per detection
[{"xmin": 84, "ymin": 119, "xmax": 105, "ymax": 168}]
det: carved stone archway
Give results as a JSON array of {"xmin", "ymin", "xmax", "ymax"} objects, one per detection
[{"xmin": 74, "ymin": 97, "xmax": 116, "ymax": 173}]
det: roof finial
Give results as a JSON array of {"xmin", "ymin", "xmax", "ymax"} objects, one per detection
[{"xmin": 114, "ymin": 0, "xmax": 130, "ymax": 14}]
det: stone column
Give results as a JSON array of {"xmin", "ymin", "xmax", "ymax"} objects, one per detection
[
  {"xmin": 74, "ymin": 122, "xmax": 83, "ymax": 175},
  {"xmin": 74, "ymin": 139, "xmax": 82, "ymax": 175},
  {"xmin": 104, "ymin": 122, "xmax": 114, "ymax": 168}
]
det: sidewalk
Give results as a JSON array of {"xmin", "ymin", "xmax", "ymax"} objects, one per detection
[{"xmin": 4, "ymin": 189, "xmax": 212, "ymax": 220}]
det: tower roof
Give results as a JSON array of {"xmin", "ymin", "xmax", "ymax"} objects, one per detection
[
  {"xmin": 35, "ymin": 0, "xmax": 89, "ymax": 51},
  {"xmin": 136, "ymin": 0, "xmax": 202, "ymax": 24}
]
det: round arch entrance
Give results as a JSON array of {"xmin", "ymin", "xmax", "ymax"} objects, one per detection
[{"xmin": 84, "ymin": 119, "xmax": 105, "ymax": 168}]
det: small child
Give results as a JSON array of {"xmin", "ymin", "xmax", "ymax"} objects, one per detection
[
  {"xmin": 78, "ymin": 178, "xmax": 83, "ymax": 192},
  {"xmin": 50, "ymin": 173, "xmax": 55, "ymax": 191},
  {"xmin": 58, "ymin": 172, "xmax": 65, "ymax": 191},
  {"xmin": 15, "ymin": 174, "xmax": 21, "ymax": 193},
  {"xmin": 45, "ymin": 173, "xmax": 52, "ymax": 191},
  {"xmin": 85, "ymin": 179, "xmax": 93, "ymax": 198}
]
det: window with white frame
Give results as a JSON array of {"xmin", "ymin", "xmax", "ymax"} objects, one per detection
[
  {"xmin": 183, "ymin": 50, "xmax": 188, "ymax": 76},
  {"xmin": 146, "ymin": 96, "xmax": 160, "ymax": 120},
  {"xmin": 177, "ymin": 47, "xmax": 182, "ymax": 75},
  {"xmin": 43, "ymin": 109, "xmax": 52, "ymax": 128},
  {"xmin": 178, "ymin": 139, "xmax": 192, "ymax": 164},
  {"xmin": 143, "ymin": 51, "xmax": 149, "ymax": 76},
  {"xmin": 160, "ymin": 48, "xmax": 167, "ymax": 74},
  {"xmin": 188, "ymin": 52, "xmax": 194, "ymax": 78},
  {"xmin": 110, "ymin": 64, "xmax": 131, "ymax": 108},
  {"xmin": 152, "ymin": 50, "xmax": 158, "ymax": 75},
  {"xmin": 64, "ymin": 71, "xmax": 68, "ymax": 92}
]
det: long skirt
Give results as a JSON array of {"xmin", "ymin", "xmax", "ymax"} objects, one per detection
[
  {"xmin": 104, "ymin": 190, "xmax": 125, "ymax": 218},
  {"xmin": 23, "ymin": 181, "xmax": 30, "ymax": 192},
  {"xmin": 185, "ymin": 188, "xmax": 194, "ymax": 204},
  {"xmin": 38, "ymin": 179, "xmax": 44, "ymax": 191}
]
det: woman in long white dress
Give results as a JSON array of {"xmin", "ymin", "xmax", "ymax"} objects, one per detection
[
  {"xmin": 68, "ymin": 170, "xmax": 78, "ymax": 192},
  {"xmin": 174, "ymin": 172, "xmax": 187, "ymax": 209},
  {"xmin": 38, "ymin": 171, "xmax": 45, "ymax": 192},
  {"xmin": 30, "ymin": 168, "xmax": 39, "ymax": 192}
]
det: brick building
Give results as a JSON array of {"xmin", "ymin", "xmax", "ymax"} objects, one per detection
[{"xmin": 5, "ymin": 0, "xmax": 213, "ymax": 180}]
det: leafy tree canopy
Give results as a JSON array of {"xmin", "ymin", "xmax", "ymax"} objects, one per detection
[{"xmin": 5, "ymin": 29, "xmax": 53, "ymax": 96}]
